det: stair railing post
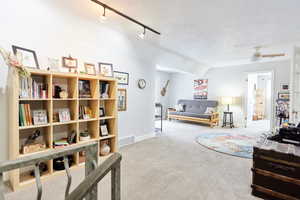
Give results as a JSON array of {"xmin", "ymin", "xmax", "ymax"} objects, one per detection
[
  {"xmin": 85, "ymin": 144, "xmax": 99, "ymax": 200},
  {"xmin": 111, "ymin": 161, "xmax": 121, "ymax": 200}
]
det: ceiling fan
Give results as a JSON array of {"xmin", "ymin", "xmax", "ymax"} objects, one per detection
[{"xmin": 251, "ymin": 46, "xmax": 286, "ymax": 61}]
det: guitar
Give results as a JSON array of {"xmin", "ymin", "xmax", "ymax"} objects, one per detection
[{"xmin": 160, "ymin": 80, "xmax": 170, "ymax": 96}]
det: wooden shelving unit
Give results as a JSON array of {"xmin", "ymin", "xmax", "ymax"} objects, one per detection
[{"xmin": 9, "ymin": 69, "xmax": 118, "ymax": 190}]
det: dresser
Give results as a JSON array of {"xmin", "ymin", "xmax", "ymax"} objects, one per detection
[{"xmin": 252, "ymin": 138, "xmax": 300, "ymax": 200}]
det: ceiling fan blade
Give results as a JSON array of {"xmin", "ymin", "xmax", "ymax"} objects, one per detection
[{"xmin": 261, "ymin": 53, "xmax": 286, "ymax": 58}]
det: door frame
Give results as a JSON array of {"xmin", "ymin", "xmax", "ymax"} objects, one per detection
[{"xmin": 244, "ymin": 70, "xmax": 275, "ymax": 131}]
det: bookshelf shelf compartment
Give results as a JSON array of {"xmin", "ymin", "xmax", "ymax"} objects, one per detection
[{"xmin": 10, "ymin": 69, "xmax": 118, "ymax": 191}]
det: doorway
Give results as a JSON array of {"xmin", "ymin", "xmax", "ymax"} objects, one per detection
[{"xmin": 246, "ymin": 72, "xmax": 273, "ymax": 131}]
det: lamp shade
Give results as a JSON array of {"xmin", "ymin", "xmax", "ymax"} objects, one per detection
[{"xmin": 221, "ymin": 96, "xmax": 233, "ymax": 105}]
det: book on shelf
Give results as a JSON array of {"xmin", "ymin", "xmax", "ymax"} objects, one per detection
[
  {"xmin": 78, "ymin": 80, "xmax": 91, "ymax": 98},
  {"xmin": 19, "ymin": 77, "xmax": 48, "ymax": 99},
  {"xmin": 19, "ymin": 104, "xmax": 33, "ymax": 126},
  {"xmin": 79, "ymin": 105, "xmax": 92, "ymax": 119}
]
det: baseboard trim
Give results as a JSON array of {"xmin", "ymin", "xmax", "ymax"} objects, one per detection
[
  {"xmin": 135, "ymin": 132, "xmax": 156, "ymax": 143},
  {"xmin": 118, "ymin": 135, "xmax": 135, "ymax": 147}
]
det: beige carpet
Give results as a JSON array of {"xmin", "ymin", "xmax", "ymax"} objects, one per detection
[{"xmin": 5, "ymin": 121, "xmax": 260, "ymax": 200}]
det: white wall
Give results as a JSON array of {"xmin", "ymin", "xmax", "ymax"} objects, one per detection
[
  {"xmin": 0, "ymin": 0, "xmax": 159, "ymax": 161},
  {"xmin": 154, "ymin": 71, "xmax": 171, "ymax": 118},
  {"xmin": 167, "ymin": 60, "xmax": 290, "ymax": 127}
]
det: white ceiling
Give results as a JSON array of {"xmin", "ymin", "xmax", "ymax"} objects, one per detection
[{"xmin": 96, "ymin": 0, "xmax": 300, "ymax": 68}]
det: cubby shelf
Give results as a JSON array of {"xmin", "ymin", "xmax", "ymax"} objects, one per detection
[{"xmin": 9, "ymin": 69, "xmax": 118, "ymax": 191}]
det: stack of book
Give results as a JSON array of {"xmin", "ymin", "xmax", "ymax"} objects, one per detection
[
  {"xmin": 19, "ymin": 77, "xmax": 48, "ymax": 99},
  {"xmin": 19, "ymin": 104, "xmax": 33, "ymax": 126},
  {"xmin": 53, "ymin": 139, "xmax": 69, "ymax": 148},
  {"xmin": 79, "ymin": 105, "xmax": 92, "ymax": 120}
]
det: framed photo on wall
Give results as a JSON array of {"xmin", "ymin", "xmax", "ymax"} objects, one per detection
[
  {"xmin": 117, "ymin": 88, "xmax": 127, "ymax": 111},
  {"xmin": 84, "ymin": 63, "xmax": 96, "ymax": 75},
  {"xmin": 99, "ymin": 63, "xmax": 113, "ymax": 77},
  {"xmin": 114, "ymin": 71, "xmax": 129, "ymax": 85},
  {"xmin": 12, "ymin": 45, "xmax": 39, "ymax": 69},
  {"xmin": 278, "ymin": 92, "xmax": 290, "ymax": 100}
]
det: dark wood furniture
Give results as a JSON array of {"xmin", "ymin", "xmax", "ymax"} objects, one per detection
[
  {"xmin": 252, "ymin": 137, "xmax": 300, "ymax": 200},
  {"xmin": 222, "ymin": 112, "xmax": 234, "ymax": 128}
]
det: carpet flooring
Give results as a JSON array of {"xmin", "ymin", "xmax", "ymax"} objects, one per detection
[{"xmin": 5, "ymin": 121, "xmax": 261, "ymax": 200}]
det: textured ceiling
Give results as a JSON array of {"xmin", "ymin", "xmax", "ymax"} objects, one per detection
[{"xmin": 96, "ymin": 0, "xmax": 300, "ymax": 68}]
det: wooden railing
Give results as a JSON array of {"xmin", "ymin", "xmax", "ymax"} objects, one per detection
[{"xmin": 0, "ymin": 141, "xmax": 122, "ymax": 200}]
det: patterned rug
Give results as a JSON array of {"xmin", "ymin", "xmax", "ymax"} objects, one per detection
[{"xmin": 196, "ymin": 132, "xmax": 258, "ymax": 159}]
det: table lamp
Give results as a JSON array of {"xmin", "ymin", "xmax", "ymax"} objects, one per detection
[{"xmin": 221, "ymin": 96, "xmax": 233, "ymax": 112}]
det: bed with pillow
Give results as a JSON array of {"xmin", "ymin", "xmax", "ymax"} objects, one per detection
[{"xmin": 168, "ymin": 99, "xmax": 219, "ymax": 127}]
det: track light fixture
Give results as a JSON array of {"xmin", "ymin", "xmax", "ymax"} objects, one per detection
[
  {"xmin": 101, "ymin": 6, "xmax": 107, "ymax": 20},
  {"xmin": 91, "ymin": 0, "xmax": 161, "ymax": 37},
  {"xmin": 139, "ymin": 27, "xmax": 146, "ymax": 39}
]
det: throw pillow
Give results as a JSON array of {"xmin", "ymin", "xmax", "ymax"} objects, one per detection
[
  {"xmin": 175, "ymin": 104, "xmax": 185, "ymax": 112},
  {"xmin": 205, "ymin": 107, "xmax": 216, "ymax": 114}
]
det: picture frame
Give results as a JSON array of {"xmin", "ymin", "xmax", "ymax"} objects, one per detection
[
  {"xmin": 114, "ymin": 71, "xmax": 129, "ymax": 85},
  {"xmin": 78, "ymin": 80, "xmax": 92, "ymax": 98},
  {"xmin": 32, "ymin": 110, "xmax": 48, "ymax": 125},
  {"xmin": 99, "ymin": 63, "xmax": 113, "ymax": 77},
  {"xmin": 58, "ymin": 108, "xmax": 71, "ymax": 122},
  {"xmin": 278, "ymin": 92, "xmax": 290, "ymax": 100},
  {"xmin": 62, "ymin": 56, "xmax": 78, "ymax": 71},
  {"xmin": 99, "ymin": 107, "xmax": 105, "ymax": 117},
  {"xmin": 117, "ymin": 88, "xmax": 127, "ymax": 111},
  {"xmin": 48, "ymin": 57, "xmax": 60, "ymax": 72},
  {"xmin": 12, "ymin": 45, "xmax": 39, "ymax": 69},
  {"xmin": 281, "ymin": 84, "xmax": 289, "ymax": 91},
  {"xmin": 84, "ymin": 63, "xmax": 96, "ymax": 75},
  {"xmin": 100, "ymin": 124, "xmax": 109, "ymax": 136}
]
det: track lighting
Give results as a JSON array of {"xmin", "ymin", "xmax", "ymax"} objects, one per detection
[
  {"xmin": 101, "ymin": 6, "xmax": 107, "ymax": 20},
  {"xmin": 138, "ymin": 27, "xmax": 146, "ymax": 39},
  {"xmin": 91, "ymin": 0, "xmax": 161, "ymax": 37}
]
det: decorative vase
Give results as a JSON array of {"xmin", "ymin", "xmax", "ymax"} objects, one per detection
[{"xmin": 100, "ymin": 143, "xmax": 111, "ymax": 156}]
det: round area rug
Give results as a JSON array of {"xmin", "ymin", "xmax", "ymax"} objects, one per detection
[{"xmin": 196, "ymin": 132, "xmax": 257, "ymax": 159}]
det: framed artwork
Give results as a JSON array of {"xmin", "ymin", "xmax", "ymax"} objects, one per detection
[
  {"xmin": 117, "ymin": 88, "xmax": 127, "ymax": 111},
  {"xmin": 12, "ymin": 45, "xmax": 39, "ymax": 69},
  {"xmin": 48, "ymin": 57, "xmax": 60, "ymax": 72},
  {"xmin": 194, "ymin": 79, "xmax": 208, "ymax": 99},
  {"xmin": 281, "ymin": 84, "xmax": 289, "ymax": 91},
  {"xmin": 99, "ymin": 63, "xmax": 113, "ymax": 77},
  {"xmin": 84, "ymin": 63, "xmax": 96, "ymax": 75},
  {"xmin": 78, "ymin": 80, "xmax": 91, "ymax": 98},
  {"xmin": 62, "ymin": 56, "xmax": 78, "ymax": 71},
  {"xmin": 32, "ymin": 110, "xmax": 48, "ymax": 125},
  {"xmin": 114, "ymin": 71, "xmax": 129, "ymax": 85},
  {"xmin": 99, "ymin": 107, "xmax": 105, "ymax": 117},
  {"xmin": 100, "ymin": 124, "xmax": 109, "ymax": 136},
  {"xmin": 58, "ymin": 108, "xmax": 71, "ymax": 122},
  {"xmin": 278, "ymin": 92, "xmax": 290, "ymax": 100}
]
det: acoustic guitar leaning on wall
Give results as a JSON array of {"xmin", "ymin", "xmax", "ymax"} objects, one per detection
[{"xmin": 161, "ymin": 80, "xmax": 170, "ymax": 96}]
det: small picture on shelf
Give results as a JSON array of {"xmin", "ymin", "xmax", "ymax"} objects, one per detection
[
  {"xmin": 12, "ymin": 45, "xmax": 39, "ymax": 69},
  {"xmin": 99, "ymin": 63, "xmax": 113, "ymax": 77},
  {"xmin": 99, "ymin": 107, "xmax": 105, "ymax": 117},
  {"xmin": 62, "ymin": 55, "xmax": 78, "ymax": 72},
  {"xmin": 32, "ymin": 110, "xmax": 48, "ymax": 125},
  {"xmin": 58, "ymin": 108, "xmax": 71, "ymax": 122},
  {"xmin": 100, "ymin": 124, "xmax": 109, "ymax": 136},
  {"xmin": 79, "ymin": 80, "xmax": 92, "ymax": 98},
  {"xmin": 79, "ymin": 105, "xmax": 92, "ymax": 120},
  {"xmin": 100, "ymin": 82, "xmax": 110, "ymax": 99},
  {"xmin": 84, "ymin": 63, "xmax": 96, "ymax": 75}
]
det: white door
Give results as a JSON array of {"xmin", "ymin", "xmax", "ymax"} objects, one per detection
[{"xmin": 289, "ymin": 46, "xmax": 300, "ymax": 123}]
